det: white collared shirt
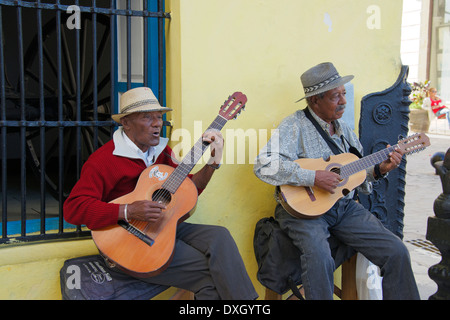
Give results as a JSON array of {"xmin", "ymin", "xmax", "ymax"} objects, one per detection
[
  {"xmin": 112, "ymin": 127, "xmax": 169, "ymax": 167},
  {"xmin": 122, "ymin": 131, "xmax": 155, "ymax": 166},
  {"xmin": 254, "ymin": 107, "xmax": 374, "ymax": 196}
]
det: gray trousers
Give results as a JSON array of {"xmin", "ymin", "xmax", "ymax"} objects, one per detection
[
  {"xmin": 135, "ymin": 222, "xmax": 258, "ymax": 300},
  {"xmin": 276, "ymin": 199, "xmax": 420, "ymax": 300}
]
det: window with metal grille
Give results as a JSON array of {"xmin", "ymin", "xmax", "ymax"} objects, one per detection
[{"xmin": 0, "ymin": 0, "xmax": 170, "ymax": 244}]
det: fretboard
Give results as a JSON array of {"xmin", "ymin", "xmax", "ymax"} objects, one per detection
[
  {"xmin": 340, "ymin": 145, "xmax": 397, "ymax": 178},
  {"xmin": 162, "ymin": 115, "xmax": 228, "ymax": 193}
]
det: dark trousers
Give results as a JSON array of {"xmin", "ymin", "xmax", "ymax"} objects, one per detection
[
  {"xmin": 276, "ymin": 199, "xmax": 420, "ymax": 300},
  {"xmin": 136, "ymin": 222, "xmax": 258, "ymax": 300}
]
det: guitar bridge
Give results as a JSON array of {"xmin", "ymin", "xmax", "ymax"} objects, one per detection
[
  {"xmin": 118, "ymin": 220, "xmax": 154, "ymax": 246},
  {"xmin": 304, "ymin": 186, "xmax": 316, "ymax": 202}
]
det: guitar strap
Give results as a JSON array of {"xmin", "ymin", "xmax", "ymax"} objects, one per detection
[
  {"xmin": 303, "ymin": 108, "xmax": 361, "ymax": 202},
  {"xmin": 303, "ymin": 108, "xmax": 362, "ymax": 158}
]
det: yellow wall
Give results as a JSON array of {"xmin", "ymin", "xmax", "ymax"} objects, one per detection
[
  {"xmin": 0, "ymin": 239, "xmax": 98, "ymax": 299},
  {"xmin": 0, "ymin": 0, "xmax": 404, "ymax": 300},
  {"xmin": 165, "ymin": 0, "xmax": 404, "ymax": 298}
]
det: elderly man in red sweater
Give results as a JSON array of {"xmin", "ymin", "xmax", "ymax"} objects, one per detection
[{"xmin": 64, "ymin": 87, "xmax": 257, "ymax": 300}]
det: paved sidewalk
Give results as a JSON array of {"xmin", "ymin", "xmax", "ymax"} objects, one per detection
[
  {"xmin": 403, "ymin": 133, "xmax": 449, "ymax": 300},
  {"xmin": 428, "ymin": 117, "xmax": 450, "ymax": 136}
]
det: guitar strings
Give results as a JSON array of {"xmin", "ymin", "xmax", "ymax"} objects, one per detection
[
  {"xmin": 130, "ymin": 116, "xmax": 227, "ymax": 232},
  {"xmin": 125, "ymin": 99, "xmax": 243, "ymax": 233},
  {"xmin": 130, "ymin": 102, "xmax": 240, "ymax": 232},
  {"xmin": 340, "ymin": 135, "xmax": 425, "ymax": 178},
  {"xmin": 156, "ymin": 115, "xmax": 226, "ymax": 196},
  {"xmin": 340, "ymin": 145, "xmax": 397, "ymax": 178}
]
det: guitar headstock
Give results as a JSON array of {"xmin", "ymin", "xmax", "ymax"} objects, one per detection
[
  {"xmin": 219, "ymin": 92, "xmax": 247, "ymax": 120},
  {"xmin": 397, "ymin": 133, "xmax": 431, "ymax": 155}
]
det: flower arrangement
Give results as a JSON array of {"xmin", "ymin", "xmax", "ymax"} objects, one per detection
[{"xmin": 409, "ymin": 80, "xmax": 430, "ymax": 109}]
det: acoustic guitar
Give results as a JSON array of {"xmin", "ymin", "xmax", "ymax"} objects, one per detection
[
  {"xmin": 91, "ymin": 92, "xmax": 247, "ymax": 277},
  {"xmin": 278, "ymin": 133, "xmax": 430, "ymax": 219}
]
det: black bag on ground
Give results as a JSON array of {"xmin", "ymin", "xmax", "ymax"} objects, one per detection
[
  {"xmin": 253, "ymin": 215, "xmax": 355, "ymax": 299},
  {"xmin": 253, "ymin": 217, "xmax": 304, "ymax": 298},
  {"xmin": 60, "ymin": 255, "xmax": 169, "ymax": 300}
]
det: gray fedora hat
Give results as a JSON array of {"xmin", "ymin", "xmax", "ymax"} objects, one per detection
[{"xmin": 296, "ymin": 62, "xmax": 354, "ymax": 102}]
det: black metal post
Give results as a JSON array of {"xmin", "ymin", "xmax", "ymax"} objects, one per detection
[
  {"xmin": 426, "ymin": 148, "xmax": 450, "ymax": 300},
  {"xmin": 0, "ymin": 5, "xmax": 7, "ymax": 240}
]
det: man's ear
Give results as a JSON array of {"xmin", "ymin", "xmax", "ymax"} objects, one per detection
[
  {"xmin": 309, "ymin": 95, "xmax": 319, "ymax": 106},
  {"xmin": 120, "ymin": 116, "xmax": 129, "ymax": 129}
]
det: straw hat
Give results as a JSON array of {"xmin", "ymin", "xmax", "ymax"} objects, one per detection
[
  {"xmin": 296, "ymin": 62, "xmax": 354, "ymax": 102},
  {"xmin": 112, "ymin": 87, "xmax": 172, "ymax": 123}
]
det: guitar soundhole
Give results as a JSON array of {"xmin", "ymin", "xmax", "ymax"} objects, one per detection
[
  {"xmin": 330, "ymin": 167, "xmax": 341, "ymax": 175},
  {"xmin": 152, "ymin": 188, "xmax": 172, "ymax": 205},
  {"xmin": 329, "ymin": 166, "xmax": 345, "ymax": 185}
]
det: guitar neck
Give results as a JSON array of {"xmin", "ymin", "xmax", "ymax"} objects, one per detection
[
  {"xmin": 340, "ymin": 145, "xmax": 397, "ymax": 178},
  {"xmin": 162, "ymin": 115, "xmax": 228, "ymax": 193}
]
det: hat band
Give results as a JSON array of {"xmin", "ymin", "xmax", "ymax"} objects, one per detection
[
  {"xmin": 121, "ymin": 99, "xmax": 160, "ymax": 113},
  {"xmin": 303, "ymin": 74, "xmax": 341, "ymax": 94}
]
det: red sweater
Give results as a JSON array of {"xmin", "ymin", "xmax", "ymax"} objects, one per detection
[
  {"xmin": 63, "ymin": 140, "xmax": 196, "ymax": 230},
  {"xmin": 430, "ymin": 97, "xmax": 446, "ymax": 114}
]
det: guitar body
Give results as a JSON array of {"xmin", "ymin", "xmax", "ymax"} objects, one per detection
[
  {"xmin": 278, "ymin": 133, "xmax": 431, "ymax": 219},
  {"xmin": 90, "ymin": 92, "xmax": 248, "ymax": 277},
  {"xmin": 91, "ymin": 164, "xmax": 198, "ymax": 277},
  {"xmin": 279, "ymin": 153, "xmax": 366, "ymax": 219}
]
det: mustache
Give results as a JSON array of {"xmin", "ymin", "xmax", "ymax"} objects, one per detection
[{"xmin": 336, "ymin": 105, "xmax": 346, "ymax": 112}]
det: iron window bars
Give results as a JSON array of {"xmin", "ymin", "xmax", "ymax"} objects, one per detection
[{"xmin": 0, "ymin": 0, "xmax": 169, "ymax": 243}]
